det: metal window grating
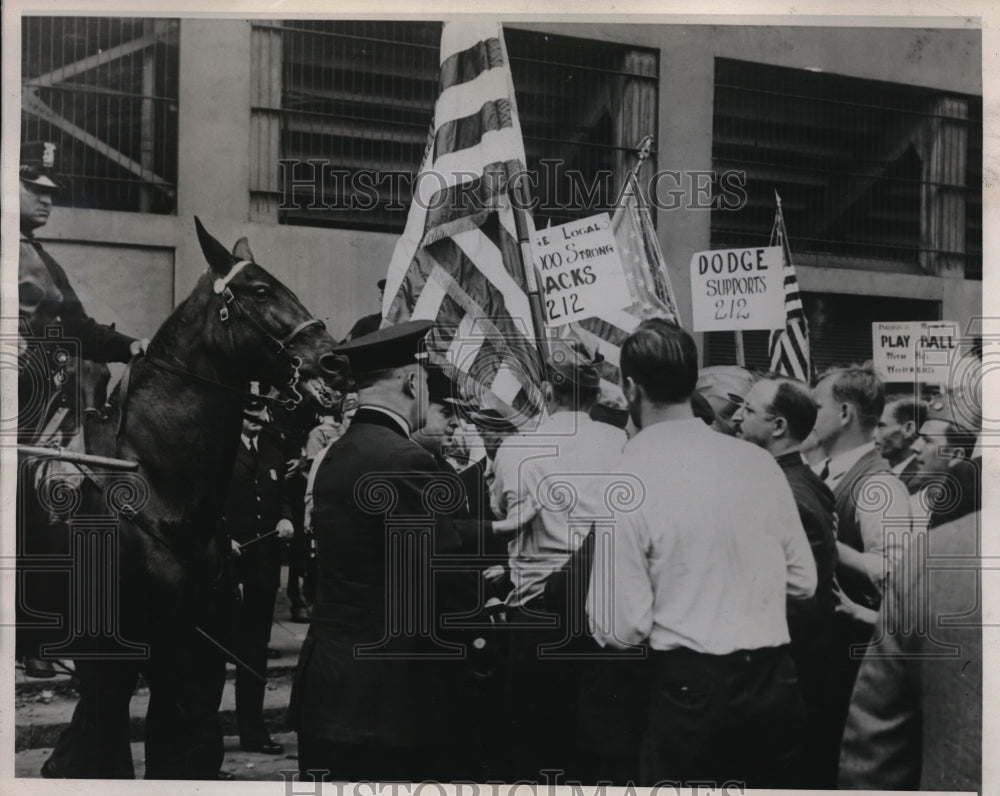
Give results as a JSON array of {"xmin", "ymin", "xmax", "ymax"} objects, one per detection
[
  {"xmin": 250, "ymin": 21, "xmax": 658, "ymax": 231},
  {"xmin": 711, "ymin": 58, "xmax": 982, "ymax": 280},
  {"xmin": 21, "ymin": 17, "xmax": 180, "ymax": 214}
]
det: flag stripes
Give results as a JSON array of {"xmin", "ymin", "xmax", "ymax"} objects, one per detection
[
  {"xmin": 382, "ymin": 21, "xmax": 543, "ymax": 421},
  {"xmin": 767, "ymin": 196, "xmax": 811, "ymax": 382}
]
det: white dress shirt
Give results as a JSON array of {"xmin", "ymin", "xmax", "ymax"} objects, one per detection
[
  {"xmin": 587, "ymin": 418, "xmax": 816, "ymax": 654},
  {"xmin": 492, "ymin": 411, "xmax": 627, "ymax": 608}
]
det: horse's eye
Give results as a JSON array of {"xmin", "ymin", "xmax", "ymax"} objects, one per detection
[{"xmin": 253, "ymin": 285, "xmax": 270, "ymax": 300}]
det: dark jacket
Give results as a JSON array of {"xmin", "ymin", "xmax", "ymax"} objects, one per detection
[
  {"xmin": 833, "ymin": 446, "xmax": 894, "ymax": 609},
  {"xmin": 776, "ymin": 451, "xmax": 838, "ymax": 652},
  {"xmin": 288, "ymin": 408, "xmax": 478, "ymax": 748},
  {"xmin": 222, "ymin": 433, "xmax": 293, "ymax": 589},
  {"xmin": 19, "ymin": 234, "xmax": 135, "ymax": 363}
]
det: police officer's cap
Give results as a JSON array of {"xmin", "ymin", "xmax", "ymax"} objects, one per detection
[
  {"xmin": 20, "ymin": 141, "xmax": 62, "ymax": 191},
  {"xmin": 334, "ymin": 319, "xmax": 432, "ymax": 374},
  {"xmin": 547, "ymin": 339, "xmax": 603, "ymax": 389},
  {"xmin": 425, "ymin": 366, "xmax": 474, "ymax": 413}
]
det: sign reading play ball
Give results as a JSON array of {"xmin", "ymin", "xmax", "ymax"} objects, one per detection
[
  {"xmin": 689, "ymin": 247, "xmax": 786, "ymax": 332},
  {"xmin": 532, "ymin": 214, "xmax": 631, "ymax": 328},
  {"xmin": 872, "ymin": 321, "xmax": 958, "ymax": 383}
]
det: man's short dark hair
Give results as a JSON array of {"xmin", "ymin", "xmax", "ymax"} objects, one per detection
[
  {"xmin": 886, "ymin": 396, "xmax": 928, "ymax": 430},
  {"xmin": 817, "ymin": 364, "xmax": 885, "ymax": 431},
  {"xmin": 765, "ymin": 378, "xmax": 817, "ymax": 442},
  {"xmin": 620, "ymin": 318, "xmax": 698, "ymax": 404},
  {"xmin": 352, "ymin": 365, "xmax": 402, "ymax": 391}
]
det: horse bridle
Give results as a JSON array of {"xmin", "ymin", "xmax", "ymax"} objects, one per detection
[{"xmin": 212, "ymin": 259, "xmax": 327, "ymax": 410}]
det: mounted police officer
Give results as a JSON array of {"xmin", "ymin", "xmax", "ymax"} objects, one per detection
[{"xmin": 17, "ymin": 141, "xmax": 146, "ymax": 683}]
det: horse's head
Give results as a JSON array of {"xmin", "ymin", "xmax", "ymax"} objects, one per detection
[{"xmin": 194, "ymin": 217, "xmax": 349, "ymax": 409}]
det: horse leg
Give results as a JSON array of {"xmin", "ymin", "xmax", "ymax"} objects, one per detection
[
  {"xmin": 142, "ymin": 624, "xmax": 228, "ymax": 779},
  {"xmin": 42, "ymin": 659, "xmax": 139, "ymax": 778}
]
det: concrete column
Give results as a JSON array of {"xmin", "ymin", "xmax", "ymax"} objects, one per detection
[{"xmin": 174, "ymin": 19, "xmax": 252, "ymax": 294}]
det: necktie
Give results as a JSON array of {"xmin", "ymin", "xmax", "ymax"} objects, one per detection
[{"xmin": 819, "ymin": 458, "xmax": 830, "ymax": 481}]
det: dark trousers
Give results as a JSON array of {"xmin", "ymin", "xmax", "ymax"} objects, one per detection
[
  {"xmin": 815, "ymin": 614, "xmax": 872, "ymax": 787},
  {"xmin": 287, "ymin": 531, "xmax": 316, "ymax": 610},
  {"xmin": 234, "ymin": 574, "xmax": 280, "ymax": 743},
  {"xmin": 505, "ymin": 602, "xmax": 588, "ymax": 783},
  {"xmin": 297, "ymin": 736, "xmax": 445, "ymax": 783},
  {"xmin": 639, "ymin": 645, "xmax": 805, "ymax": 788},
  {"xmin": 789, "ymin": 638, "xmax": 837, "ymax": 788}
]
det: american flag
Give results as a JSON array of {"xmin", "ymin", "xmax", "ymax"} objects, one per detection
[
  {"xmin": 767, "ymin": 193, "xmax": 811, "ymax": 381},
  {"xmin": 564, "ymin": 172, "xmax": 681, "ymax": 395},
  {"xmin": 381, "ymin": 21, "xmax": 544, "ymax": 420}
]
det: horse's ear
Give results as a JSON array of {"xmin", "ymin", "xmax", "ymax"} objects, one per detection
[
  {"xmin": 232, "ymin": 237, "xmax": 256, "ymax": 263},
  {"xmin": 195, "ymin": 216, "xmax": 237, "ymax": 276}
]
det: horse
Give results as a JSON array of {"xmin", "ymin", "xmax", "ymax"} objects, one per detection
[{"xmin": 38, "ymin": 218, "xmax": 348, "ymax": 780}]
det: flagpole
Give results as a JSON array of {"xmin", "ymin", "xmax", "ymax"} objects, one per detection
[
  {"xmin": 625, "ymin": 135, "xmax": 684, "ymax": 327},
  {"xmin": 508, "ymin": 170, "xmax": 550, "ymax": 366},
  {"xmin": 497, "ymin": 22, "xmax": 549, "ymax": 369}
]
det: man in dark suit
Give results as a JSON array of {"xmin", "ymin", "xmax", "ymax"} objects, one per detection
[
  {"xmin": 733, "ymin": 374, "xmax": 839, "ymax": 787},
  {"xmin": 222, "ymin": 397, "xmax": 294, "ymax": 755},
  {"xmin": 809, "ymin": 364, "xmax": 911, "ymax": 786},
  {"xmin": 874, "ymin": 396, "xmax": 928, "ymax": 494},
  {"xmin": 289, "ymin": 321, "xmax": 482, "ymax": 782}
]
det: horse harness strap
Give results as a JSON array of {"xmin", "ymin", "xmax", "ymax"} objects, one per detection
[{"xmin": 210, "ymin": 259, "xmax": 325, "ymax": 353}]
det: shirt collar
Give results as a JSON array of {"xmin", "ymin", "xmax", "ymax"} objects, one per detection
[
  {"xmin": 360, "ymin": 404, "xmax": 411, "ymax": 437},
  {"xmin": 825, "ymin": 441, "xmax": 875, "ymax": 484},
  {"xmin": 241, "ymin": 434, "xmax": 257, "ymax": 451}
]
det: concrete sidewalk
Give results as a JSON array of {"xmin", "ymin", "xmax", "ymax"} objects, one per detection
[{"xmin": 15, "ymin": 568, "xmax": 309, "ymax": 780}]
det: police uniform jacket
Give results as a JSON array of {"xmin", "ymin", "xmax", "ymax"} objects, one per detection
[
  {"xmin": 222, "ymin": 432, "xmax": 292, "ymax": 589},
  {"xmin": 289, "ymin": 407, "xmax": 478, "ymax": 749},
  {"xmin": 19, "ymin": 233, "xmax": 135, "ymax": 363}
]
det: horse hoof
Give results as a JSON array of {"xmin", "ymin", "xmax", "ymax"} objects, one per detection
[{"xmin": 216, "ymin": 771, "xmax": 237, "ymax": 780}]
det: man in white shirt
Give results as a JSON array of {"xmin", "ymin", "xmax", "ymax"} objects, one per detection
[
  {"xmin": 587, "ymin": 319, "xmax": 816, "ymax": 787},
  {"xmin": 492, "ymin": 339, "xmax": 626, "ymax": 782}
]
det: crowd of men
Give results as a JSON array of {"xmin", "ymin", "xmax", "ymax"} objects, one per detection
[{"xmin": 15, "ymin": 141, "xmax": 982, "ymax": 788}]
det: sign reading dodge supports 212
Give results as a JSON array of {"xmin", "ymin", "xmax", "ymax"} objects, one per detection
[
  {"xmin": 532, "ymin": 214, "xmax": 631, "ymax": 328},
  {"xmin": 689, "ymin": 247, "xmax": 785, "ymax": 332}
]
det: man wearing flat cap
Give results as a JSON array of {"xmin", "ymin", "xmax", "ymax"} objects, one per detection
[
  {"xmin": 289, "ymin": 320, "xmax": 481, "ymax": 782},
  {"xmin": 492, "ymin": 338, "xmax": 626, "ymax": 781}
]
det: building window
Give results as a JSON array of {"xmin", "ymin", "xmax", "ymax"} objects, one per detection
[
  {"xmin": 704, "ymin": 294, "xmax": 941, "ymax": 377},
  {"xmin": 21, "ymin": 17, "xmax": 180, "ymax": 214},
  {"xmin": 249, "ymin": 21, "xmax": 658, "ymax": 231},
  {"xmin": 711, "ymin": 58, "xmax": 982, "ymax": 281}
]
